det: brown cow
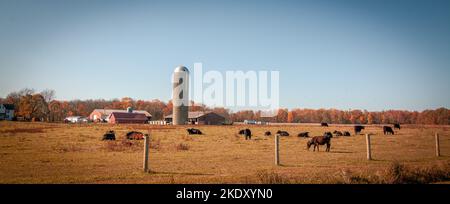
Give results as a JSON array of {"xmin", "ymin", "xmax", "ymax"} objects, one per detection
[
  {"xmin": 307, "ymin": 134, "xmax": 332, "ymax": 152},
  {"xmin": 126, "ymin": 131, "xmax": 145, "ymax": 140}
]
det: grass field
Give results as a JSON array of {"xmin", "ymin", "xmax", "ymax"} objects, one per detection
[{"xmin": 0, "ymin": 121, "xmax": 449, "ymax": 184}]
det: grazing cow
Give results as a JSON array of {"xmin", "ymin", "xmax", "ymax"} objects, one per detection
[
  {"xmin": 276, "ymin": 130, "xmax": 290, "ymax": 136},
  {"xmin": 394, "ymin": 123, "xmax": 401, "ymax": 130},
  {"xmin": 126, "ymin": 131, "xmax": 145, "ymax": 140},
  {"xmin": 297, "ymin": 132, "xmax": 309, "ymax": 137},
  {"xmin": 383, "ymin": 126, "xmax": 395, "ymax": 135},
  {"xmin": 307, "ymin": 134, "xmax": 332, "ymax": 152},
  {"xmin": 321, "ymin": 122, "xmax": 328, "ymax": 127},
  {"xmin": 343, "ymin": 131, "xmax": 351, "ymax": 136},
  {"xmin": 264, "ymin": 131, "xmax": 272, "ymax": 136},
  {"xmin": 102, "ymin": 130, "xmax": 116, "ymax": 140},
  {"xmin": 354, "ymin": 125, "xmax": 365, "ymax": 135},
  {"xmin": 238, "ymin": 129, "xmax": 252, "ymax": 140},
  {"xmin": 333, "ymin": 130, "xmax": 343, "ymax": 137},
  {"xmin": 187, "ymin": 128, "xmax": 203, "ymax": 135}
]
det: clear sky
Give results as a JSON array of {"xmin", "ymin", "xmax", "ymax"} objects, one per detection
[{"xmin": 1, "ymin": 0, "xmax": 449, "ymax": 111}]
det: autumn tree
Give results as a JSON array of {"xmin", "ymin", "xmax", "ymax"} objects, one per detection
[
  {"xmin": 276, "ymin": 109, "xmax": 288, "ymax": 123},
  {"xmin": 163, "ymin": 100, "xmax": 173, "ymax": 117},
  {"xmin": 287, "ymin": 111, "xmax": 295, "ymax": 123},
  {"xmin": 48, "ymin": 100, "xmax": 63, "ymax": 122},
  {"xmin": 18, "ymin": 94, "xmax": 49, "ymax": 121}
]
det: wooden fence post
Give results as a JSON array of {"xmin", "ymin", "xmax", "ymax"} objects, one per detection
[
  {"xmin": 435, "ymin": 133, "xmax": 440, "ymax": 157},
  {"xmin": 366, "ymin": 134, "xmax": 372, "ymax": 160},
  {"xmin": 275, "ymin": 134, "xmax": 280, "ymax": 166},
  {"xmin": 143, "ymin": 134, "xmax": 150, "ymax": 172}
]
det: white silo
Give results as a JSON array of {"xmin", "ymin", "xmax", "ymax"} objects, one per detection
[{"xmin": 172, "ymin": 65, "xmax": 189, "ymax": 125}]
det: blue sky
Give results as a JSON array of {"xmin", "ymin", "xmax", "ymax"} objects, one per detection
[{"xmin": 1, "ymin": 0, "xmax": 449, "ymax": 111}]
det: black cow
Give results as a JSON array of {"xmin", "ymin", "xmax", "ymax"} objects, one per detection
[
  {"xmin": 238, "ymin": 129, "xmax": 252, "ymax": 140},
  {"xmin": 333, "ymin": 130, "xmax": 343, "ymax": 136},
  {"xmin": 321, "ymin": 122, "xmax": 329, "ymax": 127},
  {"xmin": 297, "ymin": 132, "xmax": 309, "ymax": 137},
  {"xmin": 187, "ymin": 128, "xmax": 202, "ymax": 135},
  {"xmin": 354, "ymin": 125, "xmax": 365, "ymax": 135},
  {"xmin": 102, "ymin": 130, "xmax": 116, "ymax": 140},
  {"xmin": 394, "ymin": 123, "xmax": 401, "ymax": 130},
  {"xmin": 343, "ymin": 131, "xmax": 351, "ymax": 136},
  {"xmin": 383, "ymin": 126, "xmax": 394, "ymax": 135},
  {"xmin": 276, "ymin": 130, "xmax": 289, "ymax": 136},
  {"xmin": 264, "ymin": 131, "xmax": 272, "ymax": 136}
]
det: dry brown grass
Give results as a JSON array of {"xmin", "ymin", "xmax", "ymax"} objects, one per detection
[
  {"xmin": 0, "ymin": 121, "xmax": 449, "ymax": 184},
  {"xmin": 339, "ymin": 161, "xmax": 450, "ymax": 184},
  {"xmin": 175, "ymin": 143, "xmax": 190, "ymax": 151},
  {"xmin": 103, "ymin": 139, "xmax": 142, "ymax": 152},
  {"xmin": 252, "ymin": 170, "xmax": 291, "ymax": 184}
]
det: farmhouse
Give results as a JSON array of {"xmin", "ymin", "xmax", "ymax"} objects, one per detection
[
  {"xmin": 89, "ymin": 109, "xmax": 152, "ymax": 122},
  {"xmin": 108, "ymin": 112, "xmax": 148, "ymax": 124},
  {"xmin": 164, "ymin": 111, "xmax": 226, "ymax": 125},
  {"xmin": 0, "ymin": 104, "xmax": 14, "ymax": 120}
]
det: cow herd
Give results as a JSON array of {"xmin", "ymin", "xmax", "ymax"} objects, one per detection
[
  {"xmin": 230, "ymin": 123, "xmax": 402, "ymax": 152},
  {"xmin": 100, "ymin": 123, "xmax": 402, "ymax": 153},
  {"xmin": 101, "ymin": 130, "xmax": 148, "ymax": 141}
]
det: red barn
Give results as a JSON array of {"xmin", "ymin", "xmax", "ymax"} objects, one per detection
[
  {"xmin": 89, "ymin": 109, "xmax": 152, "ymax": 122},
  {"xmin": 108, "ymin": 112, "xmax": 148, "ymax": 124}
]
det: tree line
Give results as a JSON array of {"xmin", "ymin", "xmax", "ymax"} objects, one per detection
[{"xmin": 1, "ymin": 88, "xmax": 448, "ymax": 125}]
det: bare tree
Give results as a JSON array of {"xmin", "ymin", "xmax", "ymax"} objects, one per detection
[
  {"xmin": 40, "ymin": 89, "xmax": 56, "ymax": 103},
  {"xmin": 18, "ymin": 88, "xmax": 35, "ymax": 96}
]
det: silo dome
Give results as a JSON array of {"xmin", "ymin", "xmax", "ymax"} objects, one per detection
[{"xmin": 174, "ymin": 66, "xmax": 189, "ymax": 73}]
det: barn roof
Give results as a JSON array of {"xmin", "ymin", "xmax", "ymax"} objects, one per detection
[
  {"xmin": 92, "ymin": 109, "xmax": 152, "ymax": 117},
  {"xmin": 164, "ymin": 111, "xmax": 223, "ymax": 119},
  {"xmin": 109, "ymin": 112, "xmax": 148, "ymax": 120}
]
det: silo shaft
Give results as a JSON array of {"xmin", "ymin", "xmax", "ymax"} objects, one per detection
[{"xmin": 172, "ymin": 66, "xmax": 189, "ymax": 125}]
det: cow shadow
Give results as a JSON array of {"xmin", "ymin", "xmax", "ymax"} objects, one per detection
[
  {"xmin": 329, "ymin": 151, "xmax": 354, "ymax": 154},
  {"xmin": 147, "ymin": 170, "xmax": 214, "ymax": 176},
  {"xmin": 278, "ymin": 164, "xmax": 302, "ymax": 168}
]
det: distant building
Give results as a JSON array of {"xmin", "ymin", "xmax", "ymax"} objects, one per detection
[
  {"xmin": 164, "ymin": 111, "xmax": 226, "ymax": 125},
  {"xmin": 108, "ymin": 112, "xmax": 148, "ymax": 124},
  {"xmin": 64, "ymin": 116, "xmax": 88, "ymax": 123},
  {"xmin": 243, "ymin": 120, "xmax": 268, "ymax": 125},
  {"xmin": 0, "ymin": 104, "xmax": 15, "ymax": 120},
  {"xmin": 244, "ymin": 120, "xmax": 257, "ymax": 125},
  {"xmin": 89, "ymin": 109, "xmax": 152, "ymax": 122}
]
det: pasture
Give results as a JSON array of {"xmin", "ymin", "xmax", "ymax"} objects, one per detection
[{"xmin": 0, "ymin": 121, "xmax": 449, "ymax": 184}]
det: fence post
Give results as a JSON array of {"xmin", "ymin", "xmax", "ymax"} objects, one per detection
[
  {"xmin": 366, "ymin": 134, "xmax": 372, "ymax": 160},
  {"xmin": 435, "ymin": 133, "xmax": 440, "ymax": 157},
  {"xmin": 275, "ymin": 134, "xmax": 280, "ymax": 166},
  {"xmin": 143, "ymin": 134, "xmax": 150, "ymax": 172}
]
